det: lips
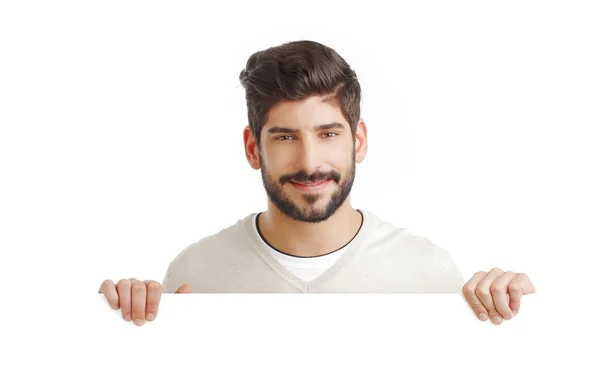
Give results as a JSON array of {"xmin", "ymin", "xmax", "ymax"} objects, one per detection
[
  {"xmin": 289, "ymin": 179, "xmax": 332, "ymax": 192},
  {"xmin": 291, "ymin": 180, "xmax": 328, "ymax": 186}
]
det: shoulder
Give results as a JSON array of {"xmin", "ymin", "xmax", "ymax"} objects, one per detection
[
  {"xmin": 161, "ymin": 214, "xmax": 252, "ymax": 292},
  {"xmin": 349, "ymin": 210, "xmax": 465, "ymax": 292},
  {"xmin": 359, "ymin": 210, "xmax": 419, "ymax": 252},
  {"xmin": 360, "ymin": 209, "xmax": 460, "ymax": 265},
  {"xmin": 170, "ymin": 214, "xmax": 250, "ymax": 265}
]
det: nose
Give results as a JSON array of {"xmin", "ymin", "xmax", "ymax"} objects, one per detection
[{"xmin": 294, "ymin": 138, "xmax": 323, "ymax": 174}]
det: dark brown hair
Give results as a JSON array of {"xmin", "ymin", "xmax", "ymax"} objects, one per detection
[{"xmin": 239, "ymin": 40, "xmax": 361, "ymax": 150}]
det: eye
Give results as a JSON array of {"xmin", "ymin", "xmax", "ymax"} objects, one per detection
[{"xmin": 275, "ymin": 133, "xmax": 338, "ymax": 141}]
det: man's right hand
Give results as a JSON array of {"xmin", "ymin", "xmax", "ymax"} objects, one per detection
[{"xmin": 98, "ymin": 278, "xmax": 192, "ymax": 326}]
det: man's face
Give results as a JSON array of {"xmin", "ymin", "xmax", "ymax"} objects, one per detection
[{"xmin": 258, "ymin": 96, "xmax": 356, "ymax": 223}]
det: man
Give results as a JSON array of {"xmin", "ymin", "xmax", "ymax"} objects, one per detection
[{"xmin": 99, "ymin": 40, "xmax": 536, "ymax": 327}]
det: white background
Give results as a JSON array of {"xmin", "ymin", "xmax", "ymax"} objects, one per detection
[{"xmin": 1, "ymin": 0, "xmax": 598, "ymax": 389}]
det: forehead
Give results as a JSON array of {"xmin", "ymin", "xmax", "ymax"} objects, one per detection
[{"xmin": 264, "ymin": 95, "xmax": 348, "ymax": 131}]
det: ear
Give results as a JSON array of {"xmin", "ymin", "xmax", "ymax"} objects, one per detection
[
  {"xmin": 243, "ymin": 126, "xmax": 261, "ymax": 170},
  {"xmin": 354, "ymin": 118, "xmax": 368, "ymax": 163}
]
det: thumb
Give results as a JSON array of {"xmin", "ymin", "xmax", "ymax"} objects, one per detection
[{"xmin": 175, "ymin": 283, "xmax": 192, "ymax": 293}]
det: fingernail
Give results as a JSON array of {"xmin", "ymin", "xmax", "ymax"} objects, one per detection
[
  {"xmin": 512, "ymin": 310, "xmax": 518, "ymax": 317},
  {"xmin": 146, "ymin": 313, "xmax": 155, "ymax": 321},
  {"xmin": 124, "ymin": 314, "xmax": 132, "ymax": 321},
  {"xmin": 134, "ymin": 319, "xmax": 144, "ymax": 326},
  {"xmin": 492, "ymin": 316, "xmax": 502, "ymax": 325},
  {"xmin": 478, "ymin": 313, "xmax": 488, "ymax": 321}
]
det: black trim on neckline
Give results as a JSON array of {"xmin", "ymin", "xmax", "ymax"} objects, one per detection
[{"xmin": 255, "ymin": 210, "xmax": 364, "ymax": 258}]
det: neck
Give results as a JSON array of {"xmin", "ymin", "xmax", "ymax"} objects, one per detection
[{"xmin": 257, "ymin": 200, "xmax": 363, "ymax": 257}]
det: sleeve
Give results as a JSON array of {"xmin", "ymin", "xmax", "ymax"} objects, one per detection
[
  {"xmin": 161, "ymin": 245, "xmax": 193, "ymax": 294},
  {"xmin": 431, "ymin": 244, "xmax": 466, "ymax": 293}
]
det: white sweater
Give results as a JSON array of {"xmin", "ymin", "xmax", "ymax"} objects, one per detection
[{"xmin": 162, "ymin": 209, "xmax": 465, "ymax": 293}]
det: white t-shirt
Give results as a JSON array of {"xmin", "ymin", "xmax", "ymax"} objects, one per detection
[{"xmin": 251, "ymin": 212, "xmax": 355, "ymax": 282}]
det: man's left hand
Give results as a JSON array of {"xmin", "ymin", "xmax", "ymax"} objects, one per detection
[{"xmin": 462, "ymin": 268, "xmax": 536, "ymax": 325}]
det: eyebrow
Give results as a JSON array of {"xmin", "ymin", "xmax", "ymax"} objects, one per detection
[{"xmin": 266, "ymin": 122, "xmax": 346, "ymax": 134}]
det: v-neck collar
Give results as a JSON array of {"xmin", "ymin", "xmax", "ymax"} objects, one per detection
[{"xmin": 243, "ymin": 209, "xmax": 371, "ymax": 293}]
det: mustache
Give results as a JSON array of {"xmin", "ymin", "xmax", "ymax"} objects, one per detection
[{"xmin": 280, "ymin": 171, "xmax": 340, "ymax": 185}]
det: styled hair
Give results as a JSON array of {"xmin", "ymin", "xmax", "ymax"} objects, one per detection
[{"xmin": 239, "ymin": 40, "xmax": 361, "ymax": 150}]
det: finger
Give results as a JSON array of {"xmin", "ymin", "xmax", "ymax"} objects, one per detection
[
  {"xmin": 475, "ymin": 268, "xmax": 506, "ymax": 325},
  {"xmin": 508, "ymin": 273, "xmax": 534, "ymax": 315},
  {"xmin": 521, "ymin": 274, "xmax": 536, "ymax": 295},
  {"xmin": 462, "ymin": 271, "xmax": 490, "ymax": 321},
  {"xmin": 490, "ymin": 271, "xmax": 518, "ymax": 320},
  {"xmin": 116, "ymin": 279, "xmax": 132, "ymax": 321},
  {"xmin": 144, "ymin": 280, "xmax": 162, "ymax": 321},
  {"xmin": 130, "ymin": 280, "xmax": 147, "ymax": 326},
  {"xmin": 99, "ymin": 279, "xmax": 120, "ymax": 310},
  {"xmin": 175, "ymin": 283, "xmax": 192, "ymax": 293}
]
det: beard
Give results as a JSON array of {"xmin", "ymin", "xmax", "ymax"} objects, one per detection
[{"xmin": 258, "ymin": 147, "xmax": 356, "ymax": 223}]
